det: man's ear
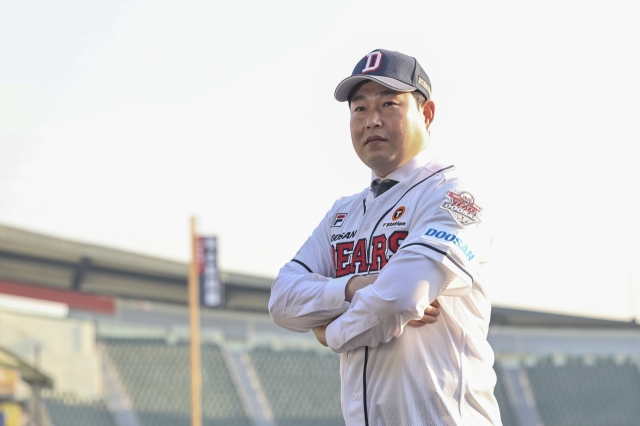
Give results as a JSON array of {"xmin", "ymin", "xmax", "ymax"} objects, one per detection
[{"xmin": 422, "ymin": 99, "xmax": 436, "ymax": 129}]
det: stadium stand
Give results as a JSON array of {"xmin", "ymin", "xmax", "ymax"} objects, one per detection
[
  {"xmin": 4, "ymin": 224, "xmax": 640, "ymax": 425},
  {"xmin": 492, "ymin": 364, "xmax": 519, "ymax": 426},
  {"xmin": 43, "ymin": 392, "xmax": 115, "ymax": 426},
  {"xmin": 525, "ymin": 355, "xmax": 640, "ymax": 426},
  {"xmin": 249, "ymin": 346, "xmax": 344, "ymax": 426},
  {"xmin": 102, "ymin": 338, "xmax": 251, "ymax": 426}
]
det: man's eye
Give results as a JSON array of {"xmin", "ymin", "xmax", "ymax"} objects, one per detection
[
  {"xmin": 353, "ymin": 106, "xmax": 365, "ymax": 112},
  {"xmin": 383, "ymin": 101, "xmax": 395, "ymax": 107}
]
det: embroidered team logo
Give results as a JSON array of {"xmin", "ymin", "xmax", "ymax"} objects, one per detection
[
  {"xmin": 381, "ymin": 206, "xmax": 407, "ymax": 228},
  {"xmin": 332, "ymin": 213, "xmax": 348, "ymax": 228},
  {"xmin": 362, "ymin": 51, "xmax": 383, "ymax": 74},
  {"xmin": 440, "ymin": 190, "xmax": 482, "ymax": 226}
]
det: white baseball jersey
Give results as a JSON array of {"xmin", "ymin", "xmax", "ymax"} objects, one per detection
[{"xmin": 269, "ymin": 149, "xmax": 502, "ymax": 426}]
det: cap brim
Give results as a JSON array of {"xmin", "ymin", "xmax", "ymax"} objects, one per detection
[{"xmin": 334, "ymin": 75, "xmax": 415, "ymax": 102}]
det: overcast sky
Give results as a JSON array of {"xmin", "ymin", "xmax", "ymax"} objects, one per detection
[{"xmin": 1, "ymin": 0, "xmax": 639, "ymax": 320}]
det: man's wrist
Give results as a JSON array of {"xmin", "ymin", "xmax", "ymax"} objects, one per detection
[
  {"xmin": 312, "ymin": 326, "xmax": 328, "ymax": 347},
  {"xmin": 345, "ymin": 275, "xmax": 377, "ymax": 302}
]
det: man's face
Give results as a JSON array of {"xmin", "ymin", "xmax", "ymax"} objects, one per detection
[{"xmin": 349, "ymin": 81, "xmax": 434, "ymax": 177}]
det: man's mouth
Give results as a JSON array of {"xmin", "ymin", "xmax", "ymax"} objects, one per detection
[{"xmin": 365, "ymin": 135, "xmax": 386, "ymax": 145}]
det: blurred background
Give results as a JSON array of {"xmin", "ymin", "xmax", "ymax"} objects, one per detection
[{"xmin": 1, "ymin": 0, "xmax": 639, "ymax": 425}]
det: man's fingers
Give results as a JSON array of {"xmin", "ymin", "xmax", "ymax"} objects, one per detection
[
  {"xmin": 406, "ymin": 302, "xmax": 442, "ymax": 327},
  {"xmin": 407, "ymin": 315, "xmax": 437, "ymax": 327},
  {"xmin": 420, "ymin": 313, "xmax": 438, "ymax": 323},
  {"xmin": 425, "ymin": 304, "xmax": 440, "ymax": 317}
]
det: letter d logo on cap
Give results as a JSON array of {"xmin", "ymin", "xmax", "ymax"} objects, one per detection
[{"xmin": 362, "ymin": 51, "xmax": 383, "ymax": 74}]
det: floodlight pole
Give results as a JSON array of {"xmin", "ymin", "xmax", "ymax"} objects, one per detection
[{"xmin": 189, "ymin": 216, "xmax": 202, "ymax": 426}]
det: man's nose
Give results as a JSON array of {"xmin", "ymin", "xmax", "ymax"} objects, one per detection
[{"xmin": 366, "ymin": 111, "xmax": 382, "ymax": 129}]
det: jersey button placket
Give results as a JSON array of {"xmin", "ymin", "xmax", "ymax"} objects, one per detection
[{"xmin": 343, "ymin": 348, "xmax": 366, "ymax": 426}]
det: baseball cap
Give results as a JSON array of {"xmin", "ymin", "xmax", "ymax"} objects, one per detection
[{"xmin": 334, "ymin": 49, "xmax": 432, "ymax": 102}]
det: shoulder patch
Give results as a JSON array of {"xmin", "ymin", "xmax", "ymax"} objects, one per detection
[{"xmin": 440, "ymin": 190, "xmax": 482, "ymax": 226}]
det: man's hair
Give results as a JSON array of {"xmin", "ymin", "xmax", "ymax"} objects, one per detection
[
  {"xmin": 411, "ymin": 90, "xmax": 426, "ymax": 108},
  {"xmin": 347, "ymin": 82, "xmax": 427, "ymax": 109}
]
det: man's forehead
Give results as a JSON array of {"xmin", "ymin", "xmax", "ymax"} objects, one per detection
[{"xmin": 351, "ymin": 82, "xmax": 406, "ymax": 101}]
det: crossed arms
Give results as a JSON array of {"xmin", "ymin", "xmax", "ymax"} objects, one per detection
[
  {"xmin": 312, "ymin": 274, "xmax": 441, "ymax": 347},
  {"xmin": 269, "ymin": 249, "xmax": 450, "ymax": 353}
]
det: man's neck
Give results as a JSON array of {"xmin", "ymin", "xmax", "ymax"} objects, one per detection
[{"xmin": 370, "ymin": 147, "xmax": 434, "ymax": 184}]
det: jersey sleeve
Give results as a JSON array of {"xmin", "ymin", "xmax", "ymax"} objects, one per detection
[
  {"xmin": 325, "ymin": 253, "xmax": 451, "ymax": 353},
  {"xmin": 268, "ymin": 201, "xmax": 352, "ymax": 333},
  {"xmin": 400, "ymin": 174, "xmax": 491, "ymax": 295}
]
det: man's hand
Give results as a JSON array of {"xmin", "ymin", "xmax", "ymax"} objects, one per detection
[
  {"xmin": 407, "ymin": 299, "xmax": 441, "ymax": 327},
  {"xmin": 312, "ymin": 326, "xmax": 328, "ymax": 347}
]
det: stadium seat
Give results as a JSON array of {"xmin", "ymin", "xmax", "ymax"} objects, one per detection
[
  {"xmin": 525, "ymin": 355, "xmax": 640, "ymax": 426},
  {"xmin": 102, "ymin": 338, "xmax": 251, "ymax": 426},
  {"xmin": 44, "ymin": 392, "xmax": 116, "ymax": 426},
  {"xmin": 248, "ymin": 346, "xmax": 344, "ymax": 426}
]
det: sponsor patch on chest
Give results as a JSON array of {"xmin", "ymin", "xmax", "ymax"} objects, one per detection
[
  {"xmin": 440, "ymin": 190, "xmax": 482, "ymax": 226},
  {"xmin": 380, "ymin": 206, "xmax": 408, "ymax": 228},
  {"xmin": 420, "ymin": 225, "xmax": 476, "ymax": 262}
]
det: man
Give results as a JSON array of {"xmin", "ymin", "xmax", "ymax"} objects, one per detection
[{"xmin": 269, "ymin": 49, "xmax": 502, "ymax": 425}]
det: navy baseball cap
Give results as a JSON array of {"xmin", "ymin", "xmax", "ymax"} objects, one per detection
[{"xmin": 334, "ymin": 49, "xmax": 432, "ymax": 102}]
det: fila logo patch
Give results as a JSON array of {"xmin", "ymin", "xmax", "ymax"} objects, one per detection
[
  {"xmin": 362, "ymin": 51, "xmax": 383, "ymax": 74},
  {"xmin": 332, "ymin": 213, "xmax": 348, "ymax": 228}
]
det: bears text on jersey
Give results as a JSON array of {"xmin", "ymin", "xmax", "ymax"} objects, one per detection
[{"xmin": 331, "ymin": 231, "xmax": 408, "ymax": 277}]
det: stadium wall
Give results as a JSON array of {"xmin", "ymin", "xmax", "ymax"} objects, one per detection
[{"xmin": 0, "ymin": 311, "xmax": 101, "ymax": 398}]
